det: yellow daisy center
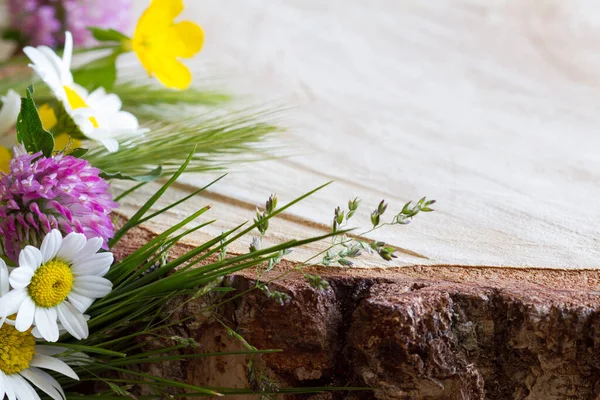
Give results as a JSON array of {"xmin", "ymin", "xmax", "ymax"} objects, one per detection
[
  {"xmin": 0, "ymin": 320, "xmax": 35, "ymax": 374},
  {"xmin": 63, "ymin": 86, "xmax": 99, "ymax": 128},
  {"xmin": 28, "ymin": 260, "xmax": 74, "ymax": 308}
]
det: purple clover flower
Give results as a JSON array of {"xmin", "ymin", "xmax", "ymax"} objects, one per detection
[
  {"xmin": 7, "ymin": 0, "xmax": 133, "ymax": 47},
  {"xmin": 0, "ymin": 146, "xmax": 117, "ymax": 261}
]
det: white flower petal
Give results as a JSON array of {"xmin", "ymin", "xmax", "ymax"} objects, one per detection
[
  {"xmin": 8, "ymin": 266, "xmax": 34, "ymax": 290},
  {"xmin": 72, "ymin": 276, "xmax": 112, "ymax": 298},
  {"xmin": 23, "ymin": 47, "xmax": 62, "ymax": 91},
  {"xmin": 1, "ymin": 371, "xmax": 16, "ymax": 400},
  {"xmin": 0, "ymin": 259, "xmax": 9, "ymax": 296},
  {"xmin": 30, "ymin": 354, "xmax": 78, "ymax": 381},
  {"xmin": 40, "ymin": 230, "xmax": 63, "ymax": 263},
  {"xmin": 71, "ymin": 237, "xmax": 103, "ymax": 263},
  {"xmin": 57, "ymin": 302, "xmax": 88, "ymax": 340},
  {"xmin": 88, "ymin": 89, "xmax": 121, "ymax": 113},
  {"xmin": 113, "ymin": 111, "xmax": 140, "ymax": 131},
  {"xmin": 8, "ymin": 373, "xmax": 39, "ymax": 400},
  {"xmin": 55, "ymin": 233, "xmax": 86, "ymax": 261},
  {"xmin": 0, "ymin": 89, "xmax": 21, "ymax": 135},
  {"xmin": 66, "ymin": 293, "xmax": 94, "ymax": 313},
  {"xmin": 34, "ymin": 345, "xmax": 66, "ymax": 357},
  {"xmin": 0, "ymin": 289, "xmax": 27, "ymax": 317},
  {"xmin": 34, "ymin": 307, "xmax": 59, "ymax": 342},
  {"xmin": 71, "ymin": 252, "xmax": 113, "ymax": 276},
  {"xmin": 62, "ymin": 32, "xmax": 73, "ymax": 81},
  {"xmin": 71, "ymin": 112, "xmax": 94, "ymax": 135},
  {"xmin": 0, "ymin": 372, "xmax": 7, "ymax": 400},
  {"xmin": 15, "ymin": 297, "xmax": 36, "ymax": 332},
  {"xmin": 37, "ymin": 46, "xmax": 66, "ymax": 90},
  {"xmin": 23, "ymin": 37, "xmax": 140, "ymax": 153},
  {"xmin": 18, "ymin": 246, "xmax": 42, "ymax": 272},
  {"xmin": 70, "ymin": 83, "xmax": 89, "ymax": 100},
  {"xmin": 19, "ymin": 367, "xmax": 64, "ymax": 400}
]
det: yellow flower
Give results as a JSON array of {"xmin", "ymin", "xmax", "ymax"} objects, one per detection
[
  {"xmin": 38, "ymin": 103, "xmax": 82, "ymax": 152},
  {"xmin": 0, "ymin": 146, "xmax": 10, "ymax": 173},
  {"xmin": 132, "ymin": 0, "xmax": 204, "ymax": 90},
  {"xmin": 38, "ymin": 103, "xmax": 58, "ymax": 131}
]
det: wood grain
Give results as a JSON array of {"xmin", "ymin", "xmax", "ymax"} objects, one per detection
[
  {"xmin": 123, "ymin": 0, "xmax": 600, "ymax": 269},
  {"xmin": 5, "ymin": 1, "xmax": 600, "ymax": 269}
]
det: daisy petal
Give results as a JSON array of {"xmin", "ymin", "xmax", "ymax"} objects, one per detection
[
  {"xmin": 8, "ymin": 266, "xmax": 34, "ymax": 290},
  {"xmin": 34, "ymin": 345, "xmax": 67, "ymax": 357},
  {"xmin": 30, "ymin": 354, "xmax": 78, "ymax": 380},
  {"xmin": 71, "ymin": 252, "xmax": 113, "ymax": 276},
  {"xmin": 40, "ymin": 230, "xmax": 62, "ymax": 263},
  {"xmin": 72, "ymin": 276, "xmax": 112, "ymax": 298},
  {"xmin": 0, "ymin": 259, "xmax": 9, "ymax": 296},
  {"xmin": 55, "ymin": 233, "xmax": 86, "ymax": 261},
  {"xmin": 71, "ymin": 237, "xmax": 103, "ymax": 263},
  {"xmin": 18, "ymin": 246, "xmax": 42, "ymax": 271},
  {"xmin": 8, "ymin": 374, "xmax": 39, "ymax": 400},
  {"xmin": 102, "ymin": 138, "xmax": 119, "ymax": 153},
  {"xmin": 19, "ymin": 367, "xmax": 63, "ymax": 400},
  {"xmin": 57, "ymin": 302, "xmax": 88, "ymax": 340},
  {"xmin": 62, "ymin": 32, "xmax": 73, "ymax": 79},
  {"xmin": 66, "ymin": 292, "xmax": 94, "ymax": 313},
  {"xmin": 2, "ymin": 372, "xmax": 16, "ymax": 400},
  {"xmin": 23, "ymin": 47, "xmax": 61, "ymax": 91},
  {"xmin": 0, "ymin": 89, "xmax": 21, "ymax": 135},
  {"xmin": 0, "ymin": 289, "xmax": 27, "ymax": 317},
  {"xmin": 87, "ymin": 89, "xmax": 121, "ymax": 113},
  {"xmin": 15, "ymin": 297, "xmax": 36, "ymax": 332},
  {"xmin": 34, "ymin": 307, "xmax": 59, "ymax": 342},
  {"xmin": 0, "ymin": 373, "xmax": 7, "ymax": 400},
  {"xmin": 37, "ymin": 46, "xmax": 65, "ymax": 85}
]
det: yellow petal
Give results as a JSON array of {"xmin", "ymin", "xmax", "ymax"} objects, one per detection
[
  {"xmin": 134, "ymin": 0, "xmax": 184, "ymax": 41},
  {"xmin": 132, "ymin": 0, "xmax": 201, "ymax": 88},
  {"xmin": 167, "ymin": 21, "xmax": 204, "ymax": 58},
  {"xmin": 132, "ymin": 41, "xmax": 161, "ymax": 78},
  {"xmin": 152, "ymin": 58, "xmax": 193, "ymax": 90},
  {"xmin": 149, "ymin": 0, "xmax": 184, "ymax": 21},
  {"xmin": 0, "ymin": 146, "xmax": 11, "ymax": 173},
  {"xmin": 54, "ymin": 133, "xmax": 81, "ymax": 152},
  {"xmin": 38, "ymin": 104, "xmax": 57, "ymax": 131}
]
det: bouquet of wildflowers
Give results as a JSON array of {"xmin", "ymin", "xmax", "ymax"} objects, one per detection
[{"xmin": 0, "ymin": 1, "xmax": 435, "ymax": 398}]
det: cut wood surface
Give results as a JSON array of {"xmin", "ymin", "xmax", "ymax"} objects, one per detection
[
  {"xmin": 4, "ymin": 1, "xmax": 600, "ymax": 269},
  {"xmin": 123, "ymin": 0, "xmax": 600, "ymax": 269}
]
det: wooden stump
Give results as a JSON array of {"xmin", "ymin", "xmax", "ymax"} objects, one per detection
[{"xmin": 115, "ymin": 227, "xmax": 600, "ymax": 399}]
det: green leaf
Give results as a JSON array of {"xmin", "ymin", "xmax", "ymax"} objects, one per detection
[
  {"xmin": 44, "ymin": 342, "xmax": 126, "ymax": 357},
  {"xmin": 88, "ymin": 27, "xmax": 130, "ymax": 43},
  {"xmin": 100, "ymin": 166, "xmax": 162, "ymax": 182},
  {"xmin": 2, "ymin": 28, "xmax": 22, "ymax": 42},
  {"xmin": 73, "ymin": 53, "xmax": 118, "ymax": 90},
  {"xmin": 68, "ymin": 148, "xmax": 88, "ymax": 158},
  {"xmin": 16, "ymin": 86, "xmax": 54, "ymax": 157},
  {"xmin": 107, "ymin": 152, "xmax": 194, "ymax": 247}
]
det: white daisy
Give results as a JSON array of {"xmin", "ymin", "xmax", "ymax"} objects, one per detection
[
  {"xmin": 0, "ymin": 261, "xmax": 80, "ymax": 400},
  {"xmin": 0, "ymin": 90, "xmax": 20, "ymax": 139},
  {"xmin": 0, "ymin": 229, "xmax": 113, "ymax": 342},
  {"xmin": 23, "ymin": 31, "xmax": 142, "ymax": 153}
]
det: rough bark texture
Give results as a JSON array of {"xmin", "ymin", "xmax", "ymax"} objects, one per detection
[
  {"xmin": 215, "ymin": 268, "xmax": 600, "ymax": 400},
  {"xmin": 114, "ymin": 230, "xmax": 600, "ymax": 399}
]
